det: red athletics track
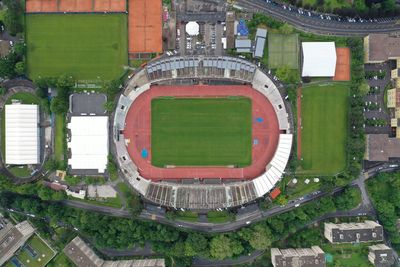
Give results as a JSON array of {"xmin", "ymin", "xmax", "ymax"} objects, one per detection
[{"xmin": 123, "ymin": 85, "xmax": 280, "ymax": 181}]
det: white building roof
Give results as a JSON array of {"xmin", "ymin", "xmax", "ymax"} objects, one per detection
[
  {"xmin": 5, "ymin": 104, "xmax": 39, "ymax": 165},
  {"xmin": 186, "ymin": 21, "xmax": 199, "ymax": 36},
  {"xmin": 302, "ymin": 42, "xmax": 337, "ymax": 77},
  {"xmin": 68, "ymin": 116, "xmax": 108, "ymax": 173}
]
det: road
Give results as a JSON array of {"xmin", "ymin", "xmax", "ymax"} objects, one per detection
[{"xmin": 235, "ymin": 0, "xmax": 400, "ymax": 36}]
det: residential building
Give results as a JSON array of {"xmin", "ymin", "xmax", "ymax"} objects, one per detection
[
  {"xmin": 364, "ymin": 34, "xmax": 400, "ymax": 63},
  {"xmin": 271, "ymin": 246, "xmax": 326, "ymax": 267},
  {"xmin": 324, "ymin": 221, "xmax": 383, "ymax": 243},
  {"xmin": 368, "ymin": 244, "xmax": 395, "ymax": 267},
  {"xmin": 64, "ymin": 236, "xmax": 165, "ymax": 267},
  {"xmin": 366, "ymin": 134, "xmax": 400, "ymax": 161},
  {"xmin": 0, "ymin": 220, "xmax": 35, "ymax": 266}
]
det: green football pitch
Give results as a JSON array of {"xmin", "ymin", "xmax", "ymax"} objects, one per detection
[
  {"xmin": 268, "ymin": 33, "xmax": 299, "ymax": 69},
  {"xmin": 300, "ymin": 82, "xmax": 349, "ymax": 175},
  {"xmin": 26, "ymin": 14, "xmax": 127, "ymax": 82},
  {"xmin": 151, "ymin": 97, "xmax": 252, "ymax": 167}
]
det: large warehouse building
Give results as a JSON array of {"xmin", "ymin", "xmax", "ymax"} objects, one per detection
[
  {"xmin": 68, "ymin": 116, "xmax": 109, "ymax": 173},
  {"xmin": 302, "ymin": 42, "xmax": 337, "ymax": 77},
  {"xmin": 5, "ymin": 104, "xmax": 40, "ymax": 165}
]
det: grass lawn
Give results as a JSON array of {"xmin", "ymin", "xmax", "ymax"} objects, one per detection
[
  {"xmin": 299, "ymin": 82, "xmax": 349, "ymax": 175},
  {"xmin": 26, "ymin": 14, "xmax": 128, "ymax": 82},
  {"xmin": 321, "ymin": 243, "xmax": 372, "ymax": 267},
  {"xmin": 6, "ymin": 235, "xmax": 56, "ymax": 267},
  {"xmin": 268, "ymin": 33, "xmax": 299, "ymax": 69},
  {"xmin": 282, "ymin": 176, "xmax": 321, "ymax": 200},
  {"xmin": 174, "ymin": 211, "xmax": 199, "ymax": 222},
  {"xmin": 54, "ymin": 114, "xmax": 65, "ymax": 162},
  {"xmin": 151, "ymin": 97, "xmax": 252, "ymax": 167},
  {"xmin": 207, "ymin": 211, "xmax": 234, "ymax": 223},
  {"xmin": 8, "ymin": 165, "xmax": 31, "ymax": 177},
  {"xmin": 2, "ymin": 92, "xmax": 41, "ymax": 161}
]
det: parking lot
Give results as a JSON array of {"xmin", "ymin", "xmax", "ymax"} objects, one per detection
[{"xmin": 363, "ymin": 62, "xmax": 393, "ymax": 135}]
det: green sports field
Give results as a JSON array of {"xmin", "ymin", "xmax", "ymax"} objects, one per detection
[
  {"xmin": 151, "ymin": 97, "xmax": 252, "ymax": 167},
  {"xmin": 26, "ymin": 14, "xmax": 127, "ymax": 82},
  {"xmin": 268, "ymin": 33, "xmax": 299, "ymax": 69},
  {"xmin": 300, "ymin": 83, "xmax": 349, "ymax": 175}
]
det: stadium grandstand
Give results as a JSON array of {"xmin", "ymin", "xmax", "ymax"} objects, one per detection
[{"xmin": 113, "ymin": 55, "xmax": 293, "ymax": 209}]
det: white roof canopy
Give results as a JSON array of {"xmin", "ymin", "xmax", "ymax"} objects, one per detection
[
  {"xmin": 68, "ymin": 116, "xmax": 108, "ymax": 173},
  {"xmin": 302, "ymin": 42, "xmax": 337, "ymax": 77},
  {"xmin": 5, "ymin": 104, "xmax": 39, "ymax": 165},
  {"xmin": 186, "ymin": 21, "xmax": 199, "ymax": 36}
]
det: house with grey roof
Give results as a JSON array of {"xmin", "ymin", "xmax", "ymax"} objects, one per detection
[
  {"xmin": 368, "ymin": 244, "xmax": 395, "ymax": 267},
  {"xmin": 0, "ymin": 219, "xmax": 35, "ymax": 266},
  {"xmin": 64, "ymin": 236, "xmax": 165, "ymax": 267},
  {"xmin": 324, "ymin": 221, "xmax": 383, "ymax": 244},
  {"xmin": 271, "ymin": 246, "xmax": 326, "ymax": 267}
]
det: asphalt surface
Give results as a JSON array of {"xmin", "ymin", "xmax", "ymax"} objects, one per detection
[{"xmin": 235, "ymin": 0, "xmax": 400, "ymax": 36}]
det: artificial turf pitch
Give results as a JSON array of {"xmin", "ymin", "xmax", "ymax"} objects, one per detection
[
  {"xmin": 268, "ymin": 33, "xmax": 299, "ymax": 69},
  {"xmin": 26, "ymin": 14, "xmax": 127, "ymax": 81},
  {"xmin": 151, "ymin": 97, "xmax": 252, "ymax": 167},
  {"xmin": 300, "ymin": 83, "xmax": 349, "ymax": 175}
]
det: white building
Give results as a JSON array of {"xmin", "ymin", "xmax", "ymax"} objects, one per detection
[
  {"xmin": 301, "ymin": 42, "xmax": 337, "ymax": 77},
  {"xmin": 5, "ymin": 104, "xmax": 40, "ymax": 165},
  {"xmin": 67, "ymin": 116, "xmax": 108, "ymax": 173}
]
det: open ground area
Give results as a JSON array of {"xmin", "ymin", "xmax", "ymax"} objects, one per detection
[
  {"xmin": 5, "ymin": 235, "xmax": 55, "ymax": 267},
  {"xmin": 26, "ymin": 14, "xmax": 127, "ymax": 82},
  {"xmin": 151, "ymin": 97, "xmax": 252, "ymax": 167},
  {"xmin": 268, "ymin": 33, "xmax": 299, "ymax": 69},
  {"xmin": 299, "ymin": 82, "xmax": 349, "ymax": 175}
]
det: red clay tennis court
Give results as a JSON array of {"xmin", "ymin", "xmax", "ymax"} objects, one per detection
[
  {"xmin": 128, "ymin": 0, "xmax": 162, "ymax": 54},
  {"xmin": 26, "ymin": 0, "xmax": 126, "ymax": 13},
  {"xmin": 94, "ymin": 0, "xmax": 126, "ymax": 12},
  {"xmin": 123, "ymin": 85, "xmax": 280, "ymax": 181},
  {"xmin": 333, "ymin": 47, "xmax": 351, "ymax": 81},
  {"xmin": 26, "ymin": 0, "xmax": 57, "ymax": 12}
]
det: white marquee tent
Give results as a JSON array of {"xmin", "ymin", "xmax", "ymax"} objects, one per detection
[
  {"xmin": 68, "ymin": 116, "xmax": 108, "ymax": 173},
  {"xmin": 301, "ymin": 42, "xmax": 337, "ymax": 77},
  {"xmin": 5, "ymin": 104, "xmax": 40, "ymax": 165}
]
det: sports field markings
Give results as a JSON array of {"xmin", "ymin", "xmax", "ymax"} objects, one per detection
[
  {"xmin": 298, "ymin": 82, "xmax": 349, "ymax": 175},
  {"xmin": 26, "ymin": 14, "xmax": 128, "ymax": 82},
  {"xmin": 151, "ymin": 97, "xmax": 252, "ymax": 167}
]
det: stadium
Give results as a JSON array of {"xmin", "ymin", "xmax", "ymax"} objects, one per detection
[{"xmin": 114, "ymin": 56, "xmax": 293, "ymax": 209}]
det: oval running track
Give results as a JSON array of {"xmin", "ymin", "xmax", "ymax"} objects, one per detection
[{"xmin": 123, "ymin": 85, "xmax": 280, "ymax": 181}]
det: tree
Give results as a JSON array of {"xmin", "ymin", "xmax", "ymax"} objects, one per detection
[
  {"xmin": 240, "ymin": 224, "xmax": 272, "ymax": 250},
  {"xmin": 14, "ymin": 61, "xmax": 25, "ymax": 75},
  {"xmin": 2, "ymin": 0, "xmax": 23, "ymax": 36},
  {"xmin": 279, "ymin": 23, "xmax": 294, "ymax": 34},
  {"xmin": 359, "ymin": 80, "xmax": 370, "ymax": 95},
  {"xmin": 210, "ymin": 235, "xmax": 234, "ymax": 259},
  {"xmin": 184, "ymin": 233, "xmax": 208, "ymax": 257},
  {"xmin": 50, "ymin": 97, "xmax": 69, "ymax": 114},
  {"xmin": 276, "ymin": 65, "xmax": 299, "ymax": 84}
]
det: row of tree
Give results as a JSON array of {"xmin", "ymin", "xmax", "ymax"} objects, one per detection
[
  {"xmin": 284, "ymin": 0, "xmax": 398, "ymax": 18},
  {"xmin": 0, "ymin": 184, "xmax": 361, "ymax": 264},
  {"xmin": 367, "ymin": 172, "xmax": 400, "ymax": 250},
  {"xmin": 2, "ymin": 0, "xmax": 23, "ymax": 36}
]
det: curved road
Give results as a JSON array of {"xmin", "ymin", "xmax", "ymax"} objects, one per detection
[{"xmin": 235, "ymin": 0, "xmax": 400, "ymax": 36}]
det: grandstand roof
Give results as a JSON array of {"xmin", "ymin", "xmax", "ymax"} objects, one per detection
[
  {"xmin": 68, "ymin": 116, "xmax": 108, "ymax": 173},
  {"xmin": 302, "ymin": 42, "xmax": 337, "ymax": 77},
  {"xmin": 5, "ymin": 104, "xmax": 40, "ymax": 165}
]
